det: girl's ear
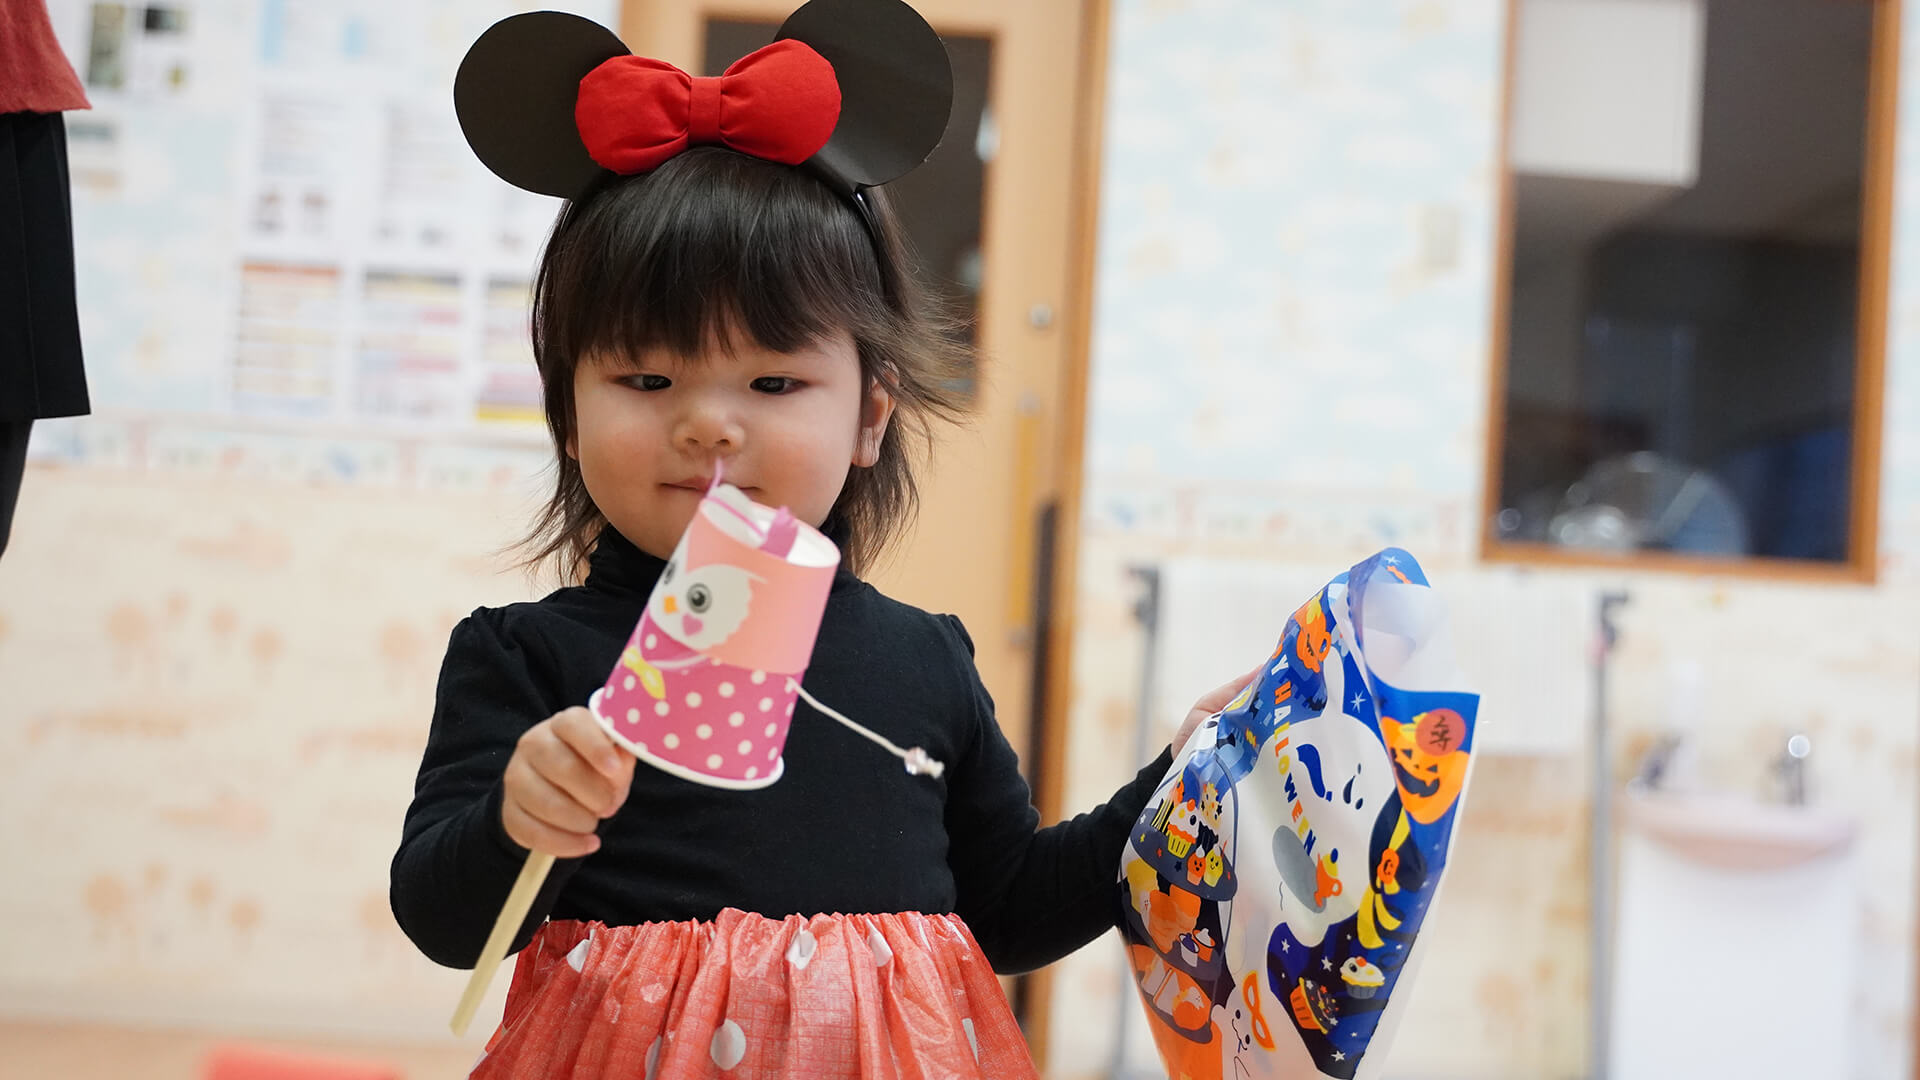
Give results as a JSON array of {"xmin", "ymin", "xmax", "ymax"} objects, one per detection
[{"xmin": 853, "ymin": 376, "xmax": 895, "ymax": 468}]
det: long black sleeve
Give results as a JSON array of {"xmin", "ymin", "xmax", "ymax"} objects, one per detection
[
  {"xmin": 392, "ymin": 529, "xmax": 1177, "ymax": 975},
  {"xmin": 390, "ymin": 611, "xmax": 589, "ymax": 968},
  {"xmin": 939, "ymin": 615, "xmax": 1175, "ymax": 974}
]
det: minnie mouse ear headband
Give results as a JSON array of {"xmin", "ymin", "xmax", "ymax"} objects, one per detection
[{"xmin": 453, "ymin": 0, "xmax": 954, "ymax": 211}]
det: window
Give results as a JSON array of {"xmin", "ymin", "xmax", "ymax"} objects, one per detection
[{"xmin": 1486, "ymin": 0, "xmax": 1897, "ymax": 574}]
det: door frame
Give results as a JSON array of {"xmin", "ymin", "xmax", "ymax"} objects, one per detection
[{"xmin": 1022, "ymin": 0, "xmax": 1111, "ymax": 1066}]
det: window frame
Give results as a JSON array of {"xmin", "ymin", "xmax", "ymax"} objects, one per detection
[{"xmin": 1479, "ymin": 0, "xmax": 1903, "ymax": 584}]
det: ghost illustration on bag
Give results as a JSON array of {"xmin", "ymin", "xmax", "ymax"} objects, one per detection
[{"xmin": 1267, "ymin": 649, "xmax": 1394, "ymax": 948}]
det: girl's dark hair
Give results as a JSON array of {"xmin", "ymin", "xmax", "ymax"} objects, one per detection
[{"xmin": 519, "ymin": 147, "xmax": 973, "ymax": 581}]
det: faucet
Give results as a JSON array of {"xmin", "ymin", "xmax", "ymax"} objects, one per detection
[
  {"xmin": 1773, "ymin": 734, "xmax": 1811, "ymax": 806},
  {"xmin": 1628, "ymin": 732, "xmax": 1686, "ymax": 792}
]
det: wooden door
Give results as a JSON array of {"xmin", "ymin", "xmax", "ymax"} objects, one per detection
[
  {"xmin": 617, "ymin": 0, "xmax": 1104, "ymax": 1062},
  {"xmin": 616, "ymin": 0, "xmax": 1092, "ymax": 786}
]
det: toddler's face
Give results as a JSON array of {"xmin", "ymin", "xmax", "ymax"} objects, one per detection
[{"xmin": 570, "ymin": 326, "xmax": 893, "ymax": 561}]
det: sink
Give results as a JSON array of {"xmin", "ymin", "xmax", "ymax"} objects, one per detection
[
  {"xmin": 1612, "ymin": 787, "xmax": 1859, "ymax": 1077},
  {"xmin": 1622, "ymin": 788, "xmax": 1856, "ymax": 871}
]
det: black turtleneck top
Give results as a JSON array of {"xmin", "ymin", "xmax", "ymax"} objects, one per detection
[{"xmin": 390, "ymin": 526, "xmax": 1173, "ymax": 975}]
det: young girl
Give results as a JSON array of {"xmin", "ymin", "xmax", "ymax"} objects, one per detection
[{"xmin": 392, "ymin": 4, "xmax": 1247, "ymax": 1076}]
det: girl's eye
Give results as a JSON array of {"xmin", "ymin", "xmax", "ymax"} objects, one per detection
[
  {"xmin": 751, "ymin": 376, "xmax": 799, "ymax": 395},
  {"xmin": 626, "ymin": 374, "xmax": 671, "ymax": 391}
]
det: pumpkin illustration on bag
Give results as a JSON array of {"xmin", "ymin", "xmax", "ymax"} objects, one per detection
[{"xmin": 1380, "ymin": 709, "xmax": 1470, "ymax": 825}]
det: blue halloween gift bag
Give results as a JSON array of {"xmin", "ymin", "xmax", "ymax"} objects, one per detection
[{"xmin": 1119, "ymin": 549, "xmax": 1478, "ymax": 1080}]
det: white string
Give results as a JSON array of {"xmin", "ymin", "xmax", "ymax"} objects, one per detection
[{"xmin": 789, "ymin": 678, "xmax": 945, "ymax": 779}]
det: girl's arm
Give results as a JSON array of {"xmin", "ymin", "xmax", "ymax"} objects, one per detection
[
  {"xmin": 389, "ymin": 610, "xmax": 591, "ymax": 968},
  {"xmin": 939, "ymin": 616, "xmax": 1175, "ymax": 975}
]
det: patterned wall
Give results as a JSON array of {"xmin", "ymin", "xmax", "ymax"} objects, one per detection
[
  {"xmin": 1083, "ymin": 0, "xmax": 1501, "ymax": 552},
  {"xmin": 0, "ymin": 470, "xmax": 543, "ymax": 1047}
]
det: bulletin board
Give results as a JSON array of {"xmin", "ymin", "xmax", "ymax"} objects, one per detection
[{"xmin": 33, "ymin": 0, "xmax": 615, "ymax": 477}]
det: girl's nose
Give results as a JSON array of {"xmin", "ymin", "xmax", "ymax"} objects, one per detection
[{"xmin": 674, "ymin": 393, "xmax": 744, "ymax": 452}]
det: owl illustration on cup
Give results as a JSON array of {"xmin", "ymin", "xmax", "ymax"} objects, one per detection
[{"xmin": 593, "ymin": 484, "xmax": 838, "ymax": 789}]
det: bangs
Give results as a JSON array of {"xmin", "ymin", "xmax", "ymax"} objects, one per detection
[
  {"xmin": 519, "ymin": 146, "xmax": 975, "ymax": 582},
  {"xmin": 540, "ymin": 148, "xmax": 892, "ymax": 365}
]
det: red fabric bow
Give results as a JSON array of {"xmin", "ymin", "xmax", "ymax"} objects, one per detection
[{"xmin": 575, "ymin": 40, "xmax": 841, "ymax": 175}]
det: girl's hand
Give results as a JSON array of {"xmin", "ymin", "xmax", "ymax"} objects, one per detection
[
  {"xmin": 1170, "ymin": 664, "xmax": 1265, "ymax": 757},
  {"xmin": 501, "ymin": 706, "xmax": 636, "ymax": 858}
]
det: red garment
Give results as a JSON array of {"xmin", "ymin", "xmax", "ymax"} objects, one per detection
[
  {"xmin": 473, "ymin": 911, "xmax": 1040, "ymax": 1080},
  {"xmin": 0, "ymin": 0, "xmax": 89, "ymax": 114}
]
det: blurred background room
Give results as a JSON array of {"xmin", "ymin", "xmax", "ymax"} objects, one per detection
[{"xmin": 2, "ymin": 0, "xmax": 1916, "ymax": 1077}]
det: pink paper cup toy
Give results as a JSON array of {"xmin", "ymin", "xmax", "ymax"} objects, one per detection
[
  {"xmin": 590, "ymin": 480, "xmax": 838, "ymax": 789},
  {"xmin": 452, "ymin": 479, "xmax": 924, "ymax": 1038}
]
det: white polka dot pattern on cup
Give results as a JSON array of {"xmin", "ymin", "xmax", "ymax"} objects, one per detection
[
  {"xmin": 646, "ymin": 635, "xmax": 657, "ymax": 650},
  {"xmin": 601, "ymin": 650, "xmax": 800, "ymax": 785},
  {"xmin": 624, "ymin": 676, "xmax": 635, "ymax": 691}
]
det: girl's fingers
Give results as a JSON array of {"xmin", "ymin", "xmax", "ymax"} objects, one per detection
[
  {"xmin": 552, "ymin": 709, "xmax": 637, "ymax": 794},
  {"xmin": 1170, "ymin": 664, "xmax": 1268, "ymax": 757},
  {"xmin": 505, "ymin": 754, "xmax": 603, "ymax": 836},
  {"xmin": 526, "ymin": 718, "xmax": 627, "ymax": 818},
  {"xmin": 500, "ymin": 796, "xmax": 600, "ymax": 859},
  {"xmin": 1194, "ymin": 664, "xmax": 1264, "ymax": 714},
  {"xmin": 498, "ymin": 708, "xmax": 637, "ymax": 857}
]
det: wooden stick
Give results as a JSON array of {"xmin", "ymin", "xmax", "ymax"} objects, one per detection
[{"xmin": 450, "ymin": 850, "xmax": 556, "ymax": 1037}]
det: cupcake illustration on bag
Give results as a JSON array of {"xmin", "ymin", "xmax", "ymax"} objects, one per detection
[{"xmin": 1340, "ymin": 957, "xmax": 1385, "ymax": 1000}]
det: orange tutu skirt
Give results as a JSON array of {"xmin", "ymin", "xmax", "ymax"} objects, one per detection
[{"xmin": 471, "ymin": 910, "xmax": 1039, "ymax": 1080}]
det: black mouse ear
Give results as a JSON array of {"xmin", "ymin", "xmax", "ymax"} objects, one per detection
[
  {"xmin": 777, "ymin": 0, "xmax": 954, "ymax": 194},
  {"xmin": 454, "ymin": 11, "xmax": 630, "ymax": 199}
]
